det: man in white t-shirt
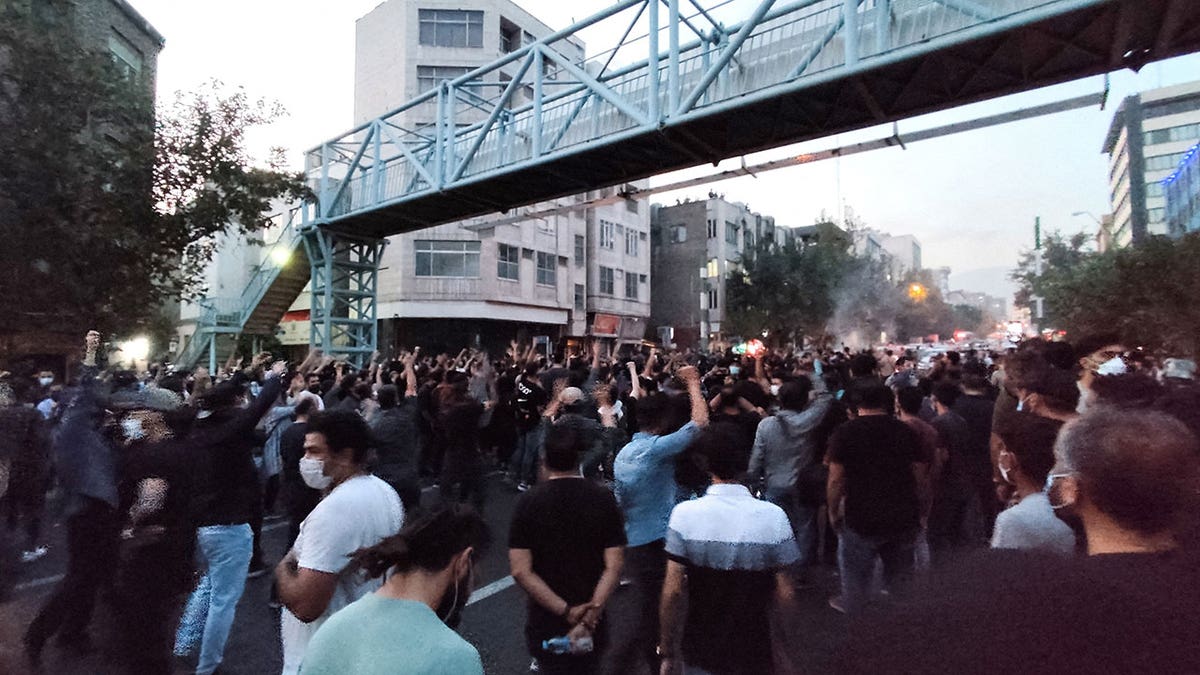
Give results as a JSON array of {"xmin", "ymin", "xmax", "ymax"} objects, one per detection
[{"xmin": 274, "ymin": 410, "xmax": 404, "ymax": 675}]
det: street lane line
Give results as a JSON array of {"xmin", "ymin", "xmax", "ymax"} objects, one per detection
[
  {"xmin": 466, "ymin": 575, "xmax": 515, "ymax": 606},
  {"xmin": 14, "ymin": 520, "xmax": 291, "ymax": 594}
]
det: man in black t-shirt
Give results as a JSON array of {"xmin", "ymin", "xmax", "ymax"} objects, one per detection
[
  {"xmin": 509, "ymin": 415, "xmax": 626, "ymax": 675},
  {"xmin": 512, "ymin": 363, "xmax": 549, "ymax": 490},
  {"xmin": 827, "ymin": 384, "xmax": 923, "ymax": 614}
]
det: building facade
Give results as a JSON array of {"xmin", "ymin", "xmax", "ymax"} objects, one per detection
[
  {"xmin": 879, "ymin": 234, "xmax": 922, "ymax": 281},
  {"xmin": 1164, "ymin": 141, "xmax": 1200, "ymax": 238},
  {"xmin": 1102, "ymin": 80, "xmax": 1200, "ymax": 248},
  {"xmin": 2, "ymin": 0, "xmax": 163, "ymax": 373},
  {"xmin": 944, "ymin": 290, "xmax": 1007, "ymax": 325},
  {"xmin": 649, "ymin": 197, "xmax": 789, "ymax": 349},
  {"xmin": 218, "ymin": 0, "xmax": 651, "ymax": 356},
  {"xmin": 319, "ymin": 0, "xmax": 650, "ymax": 353}
]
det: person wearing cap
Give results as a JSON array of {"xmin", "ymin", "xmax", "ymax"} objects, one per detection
[
  {"xmin": 107, "ymin": 390, "xmax": 200, "ymax": 674},
  {"xmin": 173, "ymin": 355, "xmax": 287, "ymax": 675}
]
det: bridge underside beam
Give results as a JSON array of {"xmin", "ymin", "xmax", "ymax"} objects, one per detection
[{"xmin": 328, "ymin": 0, "xmax": 1200, "ymax": 239}]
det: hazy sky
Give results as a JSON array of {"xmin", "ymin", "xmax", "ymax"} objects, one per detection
[{"xmin": 131, "ymin": 0, "xmax": 1200, "ymax": 299}]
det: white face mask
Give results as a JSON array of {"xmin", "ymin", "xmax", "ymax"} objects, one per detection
[
  {"xmin": 770, "ymin": 384, "xmax": 781, "ymax": 397},
  {"xmin": 730, "ymin": 366, "xmax": 741, "ymax": 376},
  {"xmin": 121, "ymin": 417, "xmax": 145, "ymax": 441},
  {"xmin": 1096, "ymin": 356, "xmax": 1127, "ymax": 376},
  {"xmin": 299, "ymin": 456, "xmax": 332, "ymax": 490},
  {"xmin": 38, "ymin": 377, "xmax": 53, "ymax": 386}
]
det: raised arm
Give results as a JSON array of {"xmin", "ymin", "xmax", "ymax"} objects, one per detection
[
  {"xmin": 678, "ymin": 366, "xmax": 708, "ymax": 428},
  {"xmin": 627, "ymin": 361, "xmax": 643, "ymax": 400}
]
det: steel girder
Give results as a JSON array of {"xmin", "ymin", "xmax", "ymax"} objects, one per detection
[
  {"xmin": 300, "ymin": 0, "xmax": 1200, "ymax": 236},
  {"xmin": 302, "ymin": 228, "xmax": 386, "ymax": 369}
]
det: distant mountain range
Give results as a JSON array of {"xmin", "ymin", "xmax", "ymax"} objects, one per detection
[{"xmin": 949, "ymin": 266, "xmax": 1018, "ymax": 305}]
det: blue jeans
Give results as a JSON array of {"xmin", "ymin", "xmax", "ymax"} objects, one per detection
[
  {"xmin": 512, "ymin": 426, "xmax": 543, "ymax": 484},
  {"xmin": 837, "ymin": 526, "xmax": 916, "ymax": 614},
  {"xmin": 174, "ymin": 524, "xmax": 253, "ymax": 675},
  {"xmin": 765, "ymin": 487, "xmax": 817, "ymax": 569}
]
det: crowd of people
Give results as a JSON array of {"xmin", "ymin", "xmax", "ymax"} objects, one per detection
[{"xmin": 1, "ymin": 328, "xmax": 1199, "ymax": 674}]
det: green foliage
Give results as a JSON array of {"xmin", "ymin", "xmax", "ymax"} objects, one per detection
[
  {"xmin": 1012, "ymin": 231, "xmax": 1200, "ymax": 357},
  {"xmin": 0, "ymin": 6, "xmax": 308, "ymax": 340},
  {"xmin": 725, "ymin": 220, "xmax": 913, "ymax": 346}
]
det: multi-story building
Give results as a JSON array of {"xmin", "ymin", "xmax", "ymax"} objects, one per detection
[
  {"xmin": 649, "ymin": 196, "xmax": 788, "ymax": 349},
  {"xmin": 945, "ymin": 290, "xmax": 1007, "ymax": 325},
  {"xmin": 272, "ymin": 0, "xmax": 650, "ymax": 354},
  {"xmin": 1102, "ymin": 80, "xmax": 1200, "ymax": 248},
  {"xmin": 2, "ymin": 0, "xmax": 163, "ymax": 372},
  {"xmin": 879, "ymin": 234, "xmax": 922, "ymax": 281},
  {"xmin": 1164, "ymin": 141, "xmax": 1200, "ymax": 238}
]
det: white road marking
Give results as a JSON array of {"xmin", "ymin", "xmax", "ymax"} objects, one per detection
[{"xmin": 466, "ymin": 575, "xmax": 515, "ymax": 606}]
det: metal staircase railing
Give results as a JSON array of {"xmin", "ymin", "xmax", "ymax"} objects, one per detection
[{"xmin": 175, "ymin": 206, "xmax": 310, "ymax": 370}]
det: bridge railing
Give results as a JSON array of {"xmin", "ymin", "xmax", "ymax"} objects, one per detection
[{"xmin": 305, "ymin": 0, "xmax": 1054, "ymax": 222}]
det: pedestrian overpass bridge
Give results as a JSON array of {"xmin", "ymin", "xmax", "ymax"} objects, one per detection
[{"xmin": 177, "ymin": 0, "xmax": 1200, "ymax": 369}]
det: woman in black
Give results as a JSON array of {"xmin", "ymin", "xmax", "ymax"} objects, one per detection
[{"xmin": 437, "ymin": 373, "xmax": 489, "ymax": 511}]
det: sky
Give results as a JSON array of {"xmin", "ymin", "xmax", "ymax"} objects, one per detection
[{"xmin": 130, "ymin": 0, "xmax": 1200, "ymax": 301}]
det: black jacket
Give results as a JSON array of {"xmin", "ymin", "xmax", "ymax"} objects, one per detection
[{"xmin": 191, "ymin": 373, "xmax": 282, "ymax": 527}]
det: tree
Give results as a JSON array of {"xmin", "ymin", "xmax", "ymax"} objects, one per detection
[
  {"xmin": 0, "ymin": 4, "xmax": 307, "ymax": 344},
  {"xmin": 1011, "ymin": 231, "xmax": 1093, "ymax": 329},
  {"xmin": 1011, "ymin": 231, "xmax": 1200, "ymax": 357},
  {"xmin": 725, "ymin": 218, "xmax": 906, "ymax": 347}
]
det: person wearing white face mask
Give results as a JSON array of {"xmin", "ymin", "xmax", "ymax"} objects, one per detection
[
  {"xmin": 276, "ymin": 409, "xmax": 404, "ymax": 675},
  {"xmin": 989, "ymin": 412, "xmax": 1076, "ymax": 555},
  {"xmin": 1072, "ymin": 333, "xmax": 1127, "ymax": 414}
]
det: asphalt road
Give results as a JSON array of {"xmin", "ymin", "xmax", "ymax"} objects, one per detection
[{"xmin": 0, "ymin": 474, "xmax": 849, "ymax": 674}]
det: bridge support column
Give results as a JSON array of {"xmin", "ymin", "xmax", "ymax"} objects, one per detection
[{"xmin": 303, "ymin": 228, "xmax": 387, "ymax": 369}]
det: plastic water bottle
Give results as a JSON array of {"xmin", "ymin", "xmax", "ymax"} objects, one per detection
[{"xmin": 542, "ymin": 635, "xmax": 594, "ymax": 655}]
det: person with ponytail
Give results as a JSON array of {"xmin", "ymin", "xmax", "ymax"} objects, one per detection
[{"xmin": 299, "ymin": 505, "xmax": 491, "ymax": 675}]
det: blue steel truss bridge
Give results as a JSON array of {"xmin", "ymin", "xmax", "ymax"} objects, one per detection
[{"xmin": 177, "ymin": 0, "xmax": 1200, "ymax": 369}]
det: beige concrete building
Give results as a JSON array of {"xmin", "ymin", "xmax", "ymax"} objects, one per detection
[
  {"xmin": 649, "ymin": 196, "xmax": 789, "ymax": 348},
  {"xmin": 349, "ymin": 0, "xmax": 651, "ymax": 352},
  {"xmin": 1103, "ymin": 79, "xmax": 1200, "ymax": 247}
]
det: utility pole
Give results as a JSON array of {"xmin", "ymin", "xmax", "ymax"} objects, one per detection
[{"xmin": 1032, "ymin": 216, "xmax": 1044, "ymax": 336}]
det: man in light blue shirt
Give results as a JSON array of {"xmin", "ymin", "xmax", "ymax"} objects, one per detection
[{"xmin": 611, "ymin": 365, "xmax": 707, "ymax": 674}]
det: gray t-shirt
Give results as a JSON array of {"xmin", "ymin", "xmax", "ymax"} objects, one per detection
[{"xmin": 990, "ymin": 492, "xmax": 1076, "ymax": 556}]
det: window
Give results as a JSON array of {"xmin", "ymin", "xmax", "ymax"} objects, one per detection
[
  {"xmin": 500, "ymin": 20, "xmax": 520, "ymax": 53},
  {"xmin": 108, "ymin": 33, "xmax": 143, "ymax": 78},
  {"xmin": 708, "ymin": 289, "xmax": 718, "ymax": 309},
  {"xmin": 574, "ymin": 284, "xmax": 585, "ymax": 312},
  {"xmin": 600, "ymin": 267, "xmax": 615, "ymax": 295},
  {"xmin": 415, "ymin": 240, "xmax": 480, "ymax": 277},
  {"xmin": 672, "ymin": 225, "xmax": 688, "ymax": 243},
  {"xmin": 418, "ymin": 9, "xmax": 483, "ymax": 48},
  {"xmin": 1146, "ymin": 153, "xmax": 1184, "ymax": 171},
  {"xmin": 725, "ymin": 221, "xmax": 739, "ymax": 245},
  {"xmin": 600, "ymin": 220, "xmax": 616, "ymax": 249},
  {"xmin": 625, "ymin": 271, "xmax": 639, "ymax": 300},
  {"xmin": 1146, "ymin": 182, "xmax": 1165, "ymax": 199},
  {"xmin": 1145, "ymin": 123, "xmax": 1200, "ymax": 146},
  {"xmin": 497, "ymin": 243, "xmax": 519, "ymax": 280},
  {"xmin": 626, "ymin": 198, "xmax": 639, "ymax": 214},
  {"xmin": 416, "ymin": 65, "xmax": 474, "ymax": 92},
  {"xmin": 625, "ymin": 229, "xmax": 639, "ymax": 256},
  {"xmin": 574, "ymin": 235, "xmax": 585, "ymax": 266},
  {"xmin": 536, "ymin": 251, "xmax": 556, "ymax": 286},
  {"xmin": 706, "ymin": 219, "xmax": 717, "ymax": 238},
  {"xmin": 744, "ymin": 230, "xmax": 755, "ymax": 249},
  {"xmin": 1145, "ymin": 98, "xmax": 1200, "ymax": 120}
]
